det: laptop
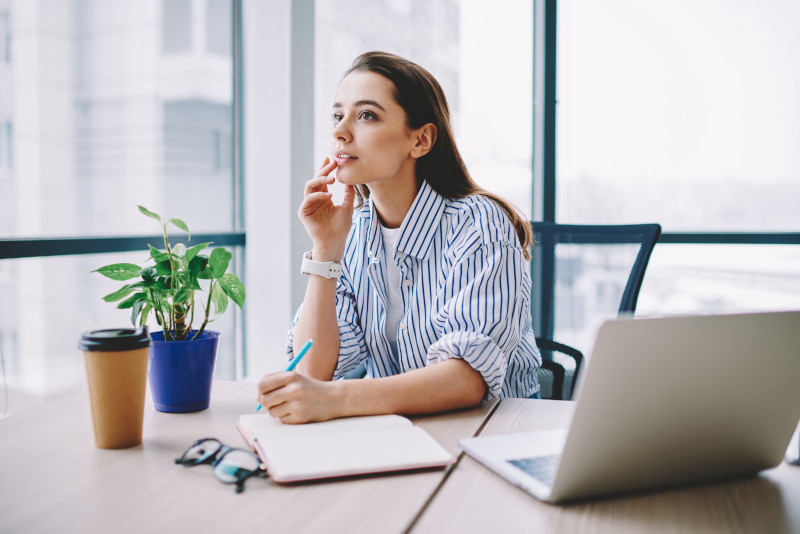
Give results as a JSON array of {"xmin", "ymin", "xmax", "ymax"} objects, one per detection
[{"xmin": 460, "ymin": 311, "xmax": 800, "ymax": 503}]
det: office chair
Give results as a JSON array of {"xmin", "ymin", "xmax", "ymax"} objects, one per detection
[{"xmin": 530, "ymin": 222, "xmax": 662, "ymax": 400}]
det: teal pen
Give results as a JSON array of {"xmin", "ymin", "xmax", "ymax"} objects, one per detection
[{"xmin": 256, "ymin": 338, "xmax": 314, "ymax": 412}]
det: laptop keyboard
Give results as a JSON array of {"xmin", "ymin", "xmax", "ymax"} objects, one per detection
[{"xmin": 507, "ymin": 454, "xmax": 561, "ymax": 486}]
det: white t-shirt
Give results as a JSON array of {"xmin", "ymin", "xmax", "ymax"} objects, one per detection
[{"xmin": 380, "ymin": 224, "xmax": 403, "ymax": 360}]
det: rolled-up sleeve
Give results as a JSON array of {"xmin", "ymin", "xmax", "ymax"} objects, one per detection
[{"xmin": 427, "ymin": 240, "xmax": 529, "ymax": 399}]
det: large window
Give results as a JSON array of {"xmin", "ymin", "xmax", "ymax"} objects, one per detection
[
  {"xmin": 556, "ymin": 0, "xmax": 800, "ymax": 317},
  {"xmin": 5, "ymin": 0, "xmax": 797, "ymax": 417},
  {"xmin": 558, "ymin": 0, "xmax": 800, "ymax": 232},
  {"xmin": 0, "ymin": 0, "xmax": 238, "ymax": 417}
]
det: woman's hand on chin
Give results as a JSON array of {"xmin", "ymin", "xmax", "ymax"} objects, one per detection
[{"xmin": 298, "ymin": 157, "xmax": 355, "ymax": 261}]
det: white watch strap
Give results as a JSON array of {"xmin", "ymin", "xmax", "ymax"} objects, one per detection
[{"xmin": 301, "ymin": 251, "xmax": 343, "ymax": 279}]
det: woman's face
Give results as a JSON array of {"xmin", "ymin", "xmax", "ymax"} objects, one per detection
[{"xmin": 331, "ymin": 70, "xmax": 420, "ymax": 191}]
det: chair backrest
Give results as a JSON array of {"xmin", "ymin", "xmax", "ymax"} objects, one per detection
[{"xmin": 530, "ymin": 222, "xmax": 661, "ymax": 398}]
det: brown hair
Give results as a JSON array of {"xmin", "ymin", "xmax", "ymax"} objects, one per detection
[{"xmin": 343, "ymin": 51, "xmax": 533, "ymax": 260}]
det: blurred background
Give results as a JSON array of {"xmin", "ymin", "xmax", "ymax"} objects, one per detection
[{"xmin": 1, "ymin": 0, "xmax": 798, "ymax": 416}]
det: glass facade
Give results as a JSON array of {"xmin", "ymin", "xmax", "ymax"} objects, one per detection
[
  {"xmin": 556, "ymin": 0, "xmax": 800, "ymax": 319},
  {"xmin": 1, "ymin": 0, "xmax": 797, "ymax": 417},
  {"xmin": 0, "ymin": 0, "xmax": 236, "ymax": 416},
  {"xmin": 557, "ymin": 0, "xmax": 800, "ymax": 233}
]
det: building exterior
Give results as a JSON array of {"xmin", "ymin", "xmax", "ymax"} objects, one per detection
[{"xmin": 0, "ymin": 0, "xmax": 234, "ymax": 401}]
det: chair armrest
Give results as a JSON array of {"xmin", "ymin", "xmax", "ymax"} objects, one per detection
[
  {"xmin": 539, "ymin": 359, "xmax": 566, "ymax": 400},
  {"xmin": 535, "ymin": 337, "xmax": 585, "ymax": 400}
]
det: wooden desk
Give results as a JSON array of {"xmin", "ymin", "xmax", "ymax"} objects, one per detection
[
  {"xmin": 413, "ymin": 398, "xmax": 800, "ymax": 534},
  {"xmin": 2, "ymin": 385, "xmax": 798, "ymax": 533},
  {"xmin": 0, "ymin": 380, "xmax": 494, "ymax": 534}
]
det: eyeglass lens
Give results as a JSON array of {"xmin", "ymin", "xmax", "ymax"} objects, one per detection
[
  {"xmin": 213, "ymin": 449, "xmax": 262, "ymax": 483},
  {"xmin": 176, "ymin": 438, "xmax": 264, "ymax": 493},
  {"xmin": 178, "ymin": 438, "xmax": 223, "ymax": 466}
]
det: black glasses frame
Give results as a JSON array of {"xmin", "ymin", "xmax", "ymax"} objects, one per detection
[{"xmin": 175, "ymin": 437, "xmax": 266, "ymax": 493}]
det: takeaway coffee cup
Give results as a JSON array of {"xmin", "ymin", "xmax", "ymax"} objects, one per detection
[{"xmin": 78, "ymin": 327, "xmax": 151, "ymax": 449}]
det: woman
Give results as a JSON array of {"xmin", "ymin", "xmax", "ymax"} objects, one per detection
[{"xmin": 257, "ymin": 51, "xmax": 540, "ymax": 423}]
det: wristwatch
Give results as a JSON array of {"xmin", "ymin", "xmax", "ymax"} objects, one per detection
[{"xmin": 301, "ymin": 251, "xmax": 343, "ymax": 279}]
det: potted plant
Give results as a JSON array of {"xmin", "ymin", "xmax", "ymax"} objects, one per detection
[{"xmin": 93, "ymin": 206, "xmax": 246, "ymax": 413}]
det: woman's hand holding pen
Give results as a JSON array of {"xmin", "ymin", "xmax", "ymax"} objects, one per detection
[
  {"xmin": 299, "ymin": 157, "xmax": 355, "ymax": 262},
  {"xmin": 256, "ymin": 372, "xmax": 343, "ymax": 424}
]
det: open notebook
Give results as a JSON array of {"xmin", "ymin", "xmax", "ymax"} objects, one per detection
[{"xmin": 237, "ymin": 413, "xmax": 454, "ymax": 483}]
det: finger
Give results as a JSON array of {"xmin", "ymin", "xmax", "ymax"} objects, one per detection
[
  {"xmin": 260, "ymin": 386, "xmax": 290, "ymax": 413},
  {"xmin": 318, "ymin": 156, "xmax": 330, "ymax": 171},
  {"xmin": 303, "ymin": 191, "xmax": 334, "ymax": 204},
  {"xmin": 304, "ymin": 174, "xmax": 336, "ymax": 196},
  {"xmin": 340, "ymin": 184, "xmax": 356, "ymax": 208},
  {"xmin": 257, "ymin": 371, "xmax": 293, "ymax": 396},
  {"xmin": 316, "ymin": 158, "xmax": 338, "ymax": 178},
  {"xmin": 275, "ymin": 400, "xmax": 308, "ymax": 425},
  {"xmin": 267, "ymin": 401, "xmax": 290, "ymax": 419},
  {"xmin": 298, "ymin": 192, "xmax": 334, "ymax": 217},
  {"xmin": 305, "ymin": 159, "xmax": 338, "ymax": 195}
]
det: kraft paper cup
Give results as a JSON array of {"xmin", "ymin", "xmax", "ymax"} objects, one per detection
[{"xmin": 79, "ymin": 328, "xmax": 151, "ymax": 449}]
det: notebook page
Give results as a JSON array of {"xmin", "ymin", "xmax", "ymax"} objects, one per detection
[
  {"xmin": 238, "ymin": 413, "xmax": 411, "ymax": 438},
  {"xmin": 255, "ymin": 425, "xmax": 454, "ymax": 482}
]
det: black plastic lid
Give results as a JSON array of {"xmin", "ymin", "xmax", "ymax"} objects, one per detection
[{"xmin": 78, "ymin": 327, "xmax": 151, "ymax": 352}]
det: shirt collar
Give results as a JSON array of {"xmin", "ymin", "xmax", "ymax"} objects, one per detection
[{"xmin": 366, "ymin": 180, "xmax": 446, "ymax": 261}]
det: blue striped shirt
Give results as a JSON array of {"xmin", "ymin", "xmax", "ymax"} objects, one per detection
[{"xmin": 287, "ymin": 180, "xmax": 541, "ymax": 399}]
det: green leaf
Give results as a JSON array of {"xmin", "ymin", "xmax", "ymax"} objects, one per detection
[
  {"xmin": 149, "ymin": 244, "xmax": 168, "ymax": 263},
  {"xmin": 93, "ymin": 263, "xmax": 142, "ymax": 281},
  {"xmin": 211, "ymin": 281, "xmax": 229, "ymax": 317},
  {"xmin": 158, "ymin": 297, "xmax": 171, "ymax": 318},
  {"xmin": 102, "ymin": 285, "xmax": 134, "ymax": 303},
  {"xmin": 189, "ymin": 255, "xmax": 209, "ymax": 277},
  {"xmin": 138, "ymin": 205, "xmax": 162, "ymax": 222},
  {"xmin": 155, "ymin": 259, "xmax": 172, "ymax": 276},
  {"xmin": 218, "ymin": 273, "xmax": 246, "ymax": 308},
  {"xmin": 172, "ymin": 243, "xmax": 187, "ymax": 260},
  {"xmin": 185, "ymin": 242, "xmax": 211, "ymax": 266},
  {"xmin": 197, "ymin": 266, "xmax": 215, "ymax": 280},
  {"xmin": 208, "ymin": 248, "xmax": 232, "ymax": 279},
  {"xmin": 174, "ymin": 287, "xmax": 194, "ymax": 305},
  {"xmin": 162, "ymin": 275, "xmax": 174, "ymax": 290},
  {"xmin": 139, "ymin": 304, "xmax": 151, "ymax": 327},
  {"xmin": 168, "ymin": 218, "xmax": 190, "ymax": 238},
  {"xmin": 131, "ymin": 298, "xmax": 145, "ymax": 326},
  {"xmin": 188, "ymin": 275, "xmax": 202, "ymax": 291},
  {"xmin": 139, "ymin": 266, "xmax": 158, "ymax": 285},
  {"xmin": 118, "ymin": 293, "xmax": 144, "ymax": 310}
]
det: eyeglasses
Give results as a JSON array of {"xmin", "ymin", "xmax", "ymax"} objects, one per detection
[{"xmin": 175, "ymin": 438, "xmax": 267, "ymax": 493}]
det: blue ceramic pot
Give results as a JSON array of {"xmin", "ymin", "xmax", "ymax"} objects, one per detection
[{"xmin": 148, "ymin": 330, "xmax": 220, "ymax": 413}]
